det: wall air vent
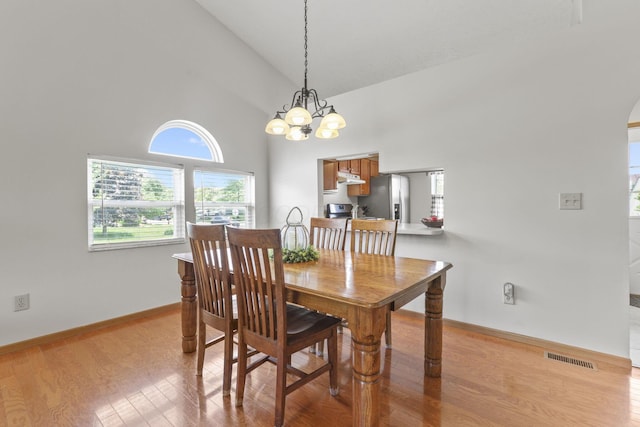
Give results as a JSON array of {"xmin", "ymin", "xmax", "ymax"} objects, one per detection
[{"xmin": 544, "ymin": 351, "xmax": 597, "ymax": 370}]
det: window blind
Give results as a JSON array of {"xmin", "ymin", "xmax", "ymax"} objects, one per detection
[
  {"xmin": 88, "ymin": 157, "xmax": 185, "ymax": 250},
  {"xmin": 194, "ymin": 169, "xmax": 255, "ymax": 228}
]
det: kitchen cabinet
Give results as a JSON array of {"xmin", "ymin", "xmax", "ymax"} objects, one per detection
[
  {"xmin": 348, "ymin": 158, "xmax": 371, "ymax": 196},
  {"xmin": 338, "ymin": 160, "xmax": 360, "ymax": 174},
  {"xmin": 370, "ymin": 160, "xmax": 379, "ymax": 177},
  {"xmin": 349, "ymin": 159, "xmax": 361, "ymax": 175},
  {"xmin": 323, "ymin": 161, "xmax": 338, "ymax": 191}
]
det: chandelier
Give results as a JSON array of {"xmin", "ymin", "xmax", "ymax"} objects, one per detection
[{"xmin": 264, "ymin": 0, "xmax": 346, "ymax": 141}]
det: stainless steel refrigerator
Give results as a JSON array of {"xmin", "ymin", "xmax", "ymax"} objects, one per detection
[{"xmin": 358, "ymin": 174, "xmax": 409, "ymax": 223}]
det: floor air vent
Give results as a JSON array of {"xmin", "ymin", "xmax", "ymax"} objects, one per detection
[{"xmin": 544, "ymin": 351, "xmax": 597, "ymax": 370}]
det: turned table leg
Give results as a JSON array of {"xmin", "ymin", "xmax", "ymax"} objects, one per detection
[
  {"xmin": 350, "ymin": 306, "xmax": 387, "ymax": 427},
  {"xmin": 425, "ymin": 275, "xmax": 445, "ymax": 377},
  {"xmin": 177, "ymin": 259, "xmax": 197, "ymax": 353}
]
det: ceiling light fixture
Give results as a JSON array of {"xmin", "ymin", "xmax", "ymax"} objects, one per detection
[{"xmin": 265, "ymin": 0, "xmax": 346, "ymax": 141}]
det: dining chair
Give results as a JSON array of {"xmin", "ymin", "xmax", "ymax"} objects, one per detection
[
  {"xmin": 350, "ymin": 219, "xmax": 399, "ymax": 348},
  {"xmin": 309, "ymin": 217, "xmax": 348, "ymax": 250},
  {"xmin": 308, "ymin": 217, "xmax": 348, "ymax": 355},
  {"xmin": 187, "ymin": 222, "xmax": 237, "ymax": 396},
  {"xmin": 227, "ymin": 226, "xmax": 340, "ymax": 427}
]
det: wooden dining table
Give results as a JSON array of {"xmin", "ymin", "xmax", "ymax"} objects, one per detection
[{"xmin": 173, "ymin": 248, "xmax": 452, "ymax": 427}]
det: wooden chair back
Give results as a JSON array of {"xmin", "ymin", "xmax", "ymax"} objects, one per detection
[
  {"xmin": 187, "ymin": 222, "xmax": 236, "ymax": 391},
  {"xmin": 309, "ymin": 217, "xmax": 348, "ymax": 250},
  {"xmin": 350, "ymin": 219, "xmax": 398, "ymax": 256},
  {"xmin": 188, "ymin": 223, "xmax": 232, "ymax": 322},
  {"xmin": 227, "ymin": 227, "xmax": 285, "ymax": 353},
  {"xmin": 227, "ymin": 226, "xmax": 340, "ymax": 426}
]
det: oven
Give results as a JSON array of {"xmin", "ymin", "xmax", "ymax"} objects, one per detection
[{"xmin": 326, "ymin": 203, "xmax": 353, "ymax": 219}]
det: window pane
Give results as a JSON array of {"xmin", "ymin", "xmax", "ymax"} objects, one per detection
[
  {"xmin": 194, "ymin": 169, "xmax": 255, "ymax": 228},
  {"xmin": 149, "ymin": 120, "xmax": 223, "ymax": 162},
  {"xmin": 88, "ymin": 157, "xmax": 185, "ymax": 250},
  {"xmin": 429, "ymin": 170, "xmax": 444, "ymax": 218},
  {"xmin": 630, "ymin": 143, "xmax": 640, "ymax": 217},
  {"xmin": 150, "ymin": 127, "xmax": 213, "ymax": 160}
]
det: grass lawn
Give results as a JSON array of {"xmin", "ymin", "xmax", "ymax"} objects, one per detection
[{"xmin": 92, "ymin": 224, "xmax": 174, "ymax": 243}]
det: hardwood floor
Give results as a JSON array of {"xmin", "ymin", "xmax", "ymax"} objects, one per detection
[{"xmin": 2, "ymin": 308, "xmax": 640, "ymax": 426}]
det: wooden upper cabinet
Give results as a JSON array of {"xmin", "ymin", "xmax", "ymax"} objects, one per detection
[
  {"xmin": 323, "ymin": 161, "xmax": 338, "ymax": 191},
  {"xmin": 348, "ymin": 158, "xmax": 370, "ymax": 196},
  {"xmin": 338, "ymin": 159, "xmax": 362, "ymax": 174},
  {"xmin": 370, "ymin": 160, "xmax": 379, "ymax": 177},
  {"xmin": 349, "ymin": 159, "xmax": 361, "ymax": 175},
  {"xmin": 333, "ymin": 156, "xmax": 377, "ymax": 195}
]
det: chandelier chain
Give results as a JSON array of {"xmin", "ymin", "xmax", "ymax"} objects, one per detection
[
  {"xmin": 264, "ymin": 0, "xmax": 345, "ymax": 140},
  {"xmin": 304, "ymin": 0, "xmax": 308, "ymax": 90}
]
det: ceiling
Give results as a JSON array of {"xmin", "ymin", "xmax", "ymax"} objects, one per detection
[{"xmin": 195, "ymin": 0, "xmax": 578, "ymax": 98}]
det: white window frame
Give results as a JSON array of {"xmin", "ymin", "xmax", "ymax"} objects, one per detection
[{"xmin": 87, "ymin": 156, "xmax": 185, "ymax": 251}]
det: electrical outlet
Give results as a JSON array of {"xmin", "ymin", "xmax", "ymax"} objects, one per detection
[
  {"xmin": 14, "ymin": 293, "xmax": 30, "ymax": 311},
  {"xmin": 503, "ymin": 283, "xmax": 515, "ymax": 305},
  {"xmin": 559, "ymin": 193, "xmax": 582, "ymax": 210}
]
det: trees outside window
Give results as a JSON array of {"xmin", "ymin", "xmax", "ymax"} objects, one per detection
[
  {"xmin": 194, "ymin": 169, "xmax": 254, "ymax": 228},
  {"xmin": 88, "ymin": 157, "xmax": 184, "ymax": 250}
]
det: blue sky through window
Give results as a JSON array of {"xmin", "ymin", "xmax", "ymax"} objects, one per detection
[{"xmin": 149, "ymin": 127, "xmax": 213, "ymax": 161}]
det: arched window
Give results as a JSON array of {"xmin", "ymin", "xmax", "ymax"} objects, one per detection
[{"xmin": 149, "ymin": 120, "xmax": 224, "ymax": 162}]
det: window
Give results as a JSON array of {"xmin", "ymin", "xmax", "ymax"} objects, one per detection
[
  {"xmin": 88, "ymin": 157, "xmax": 185, "ymax": 250},
  {"xmin": 149, "ymin": 120, "xmax": 223, "ymax": 162},
  {"xmin": 630, "ymin": 129, "xmax": 640, "ymax": 216},
  {"xmin": 194, "ymin": 169, "xmax": 255, "ymax": 228},
  {"xmin": 429, "ymin": 170, "xmax": 444, "ymax": 218}
]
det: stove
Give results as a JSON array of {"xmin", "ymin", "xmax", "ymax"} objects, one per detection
[{"xmin": 326, "ymin": 203, "xmax": 353, "ymax": 219}]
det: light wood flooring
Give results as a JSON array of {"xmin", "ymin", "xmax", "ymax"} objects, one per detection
[{"xmin": 2, "ymin": 308, "xmax": 640, "ymax": 426}]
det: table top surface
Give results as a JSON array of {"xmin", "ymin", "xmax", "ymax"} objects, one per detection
[{"xmin": 174, "ymin": 249, "xmax": 452, "ymax": 309}]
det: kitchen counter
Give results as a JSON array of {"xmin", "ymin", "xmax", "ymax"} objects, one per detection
[
  {"xmin": 397, "ymin": 223, "xmax": 444, "ymax": 236},
  {"xmin": 347, "ymin": 220, "xmax": 443, "ymax": 236}
]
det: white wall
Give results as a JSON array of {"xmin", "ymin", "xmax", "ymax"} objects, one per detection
[
  {"xmin": 268, "ymin": 2, "xmax": 640, "ymax": 358},
  {"xmin": 0, "ymin": 0, "xmax": 294, "ymax": 346}
]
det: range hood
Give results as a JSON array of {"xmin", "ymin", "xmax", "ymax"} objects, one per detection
[{"xmin": 337, "ymin": 171, "xmax": 365, "ymax": 185}]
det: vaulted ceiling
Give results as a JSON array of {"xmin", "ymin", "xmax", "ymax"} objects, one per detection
[{"xmin": 195, "ymin": 0, "xmax": 579, "ymax": 98}]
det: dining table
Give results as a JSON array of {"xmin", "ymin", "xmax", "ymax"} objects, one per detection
[{"xmin": 173, "ymin": 248, "xmax": 452, "ymax": 427}]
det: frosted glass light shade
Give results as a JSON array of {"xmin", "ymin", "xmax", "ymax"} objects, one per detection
[
  {"xmin": 286, "ymin": 126, "xmax": 309, "ymax": 141},
  {"xmin": 265, "ymin": 117, "xmax": 290, "ymax": 135},
  {"xmin": 315, "ymin": 127, "xmax": 339, "ymax": 139},
  {"xmin": 285, "ymin": 106, "xmax": 313, "ymax": 126},
  {"xmin": 319, "ymin": 111, "xmax": 346, "ymax": 130}
]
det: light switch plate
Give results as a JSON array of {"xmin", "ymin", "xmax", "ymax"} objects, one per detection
[{"xmin": 559, "ymin": 193, "xmax": 582, "ymax": 210}]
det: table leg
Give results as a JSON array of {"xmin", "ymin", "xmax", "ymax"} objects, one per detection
[
  {"xmin": 350, "ymin": 306, "xmax": 387, "ymax": 427},
  {"xmin": 177, "ymin": 259, "xmax": 197, "ymax": 353},
  {"xmin": 425, "ymin": 277, "xmax": 444, "ymax": 377}
]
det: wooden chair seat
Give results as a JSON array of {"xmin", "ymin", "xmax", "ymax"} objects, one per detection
[{"xmin": 286, "ymin": 304, "xmax": 341, "ymax": 339}]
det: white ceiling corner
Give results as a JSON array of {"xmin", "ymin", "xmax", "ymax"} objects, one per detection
[{"xmin": 194, "ymin": 0, "xmax": 575, "ymax": 98}]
